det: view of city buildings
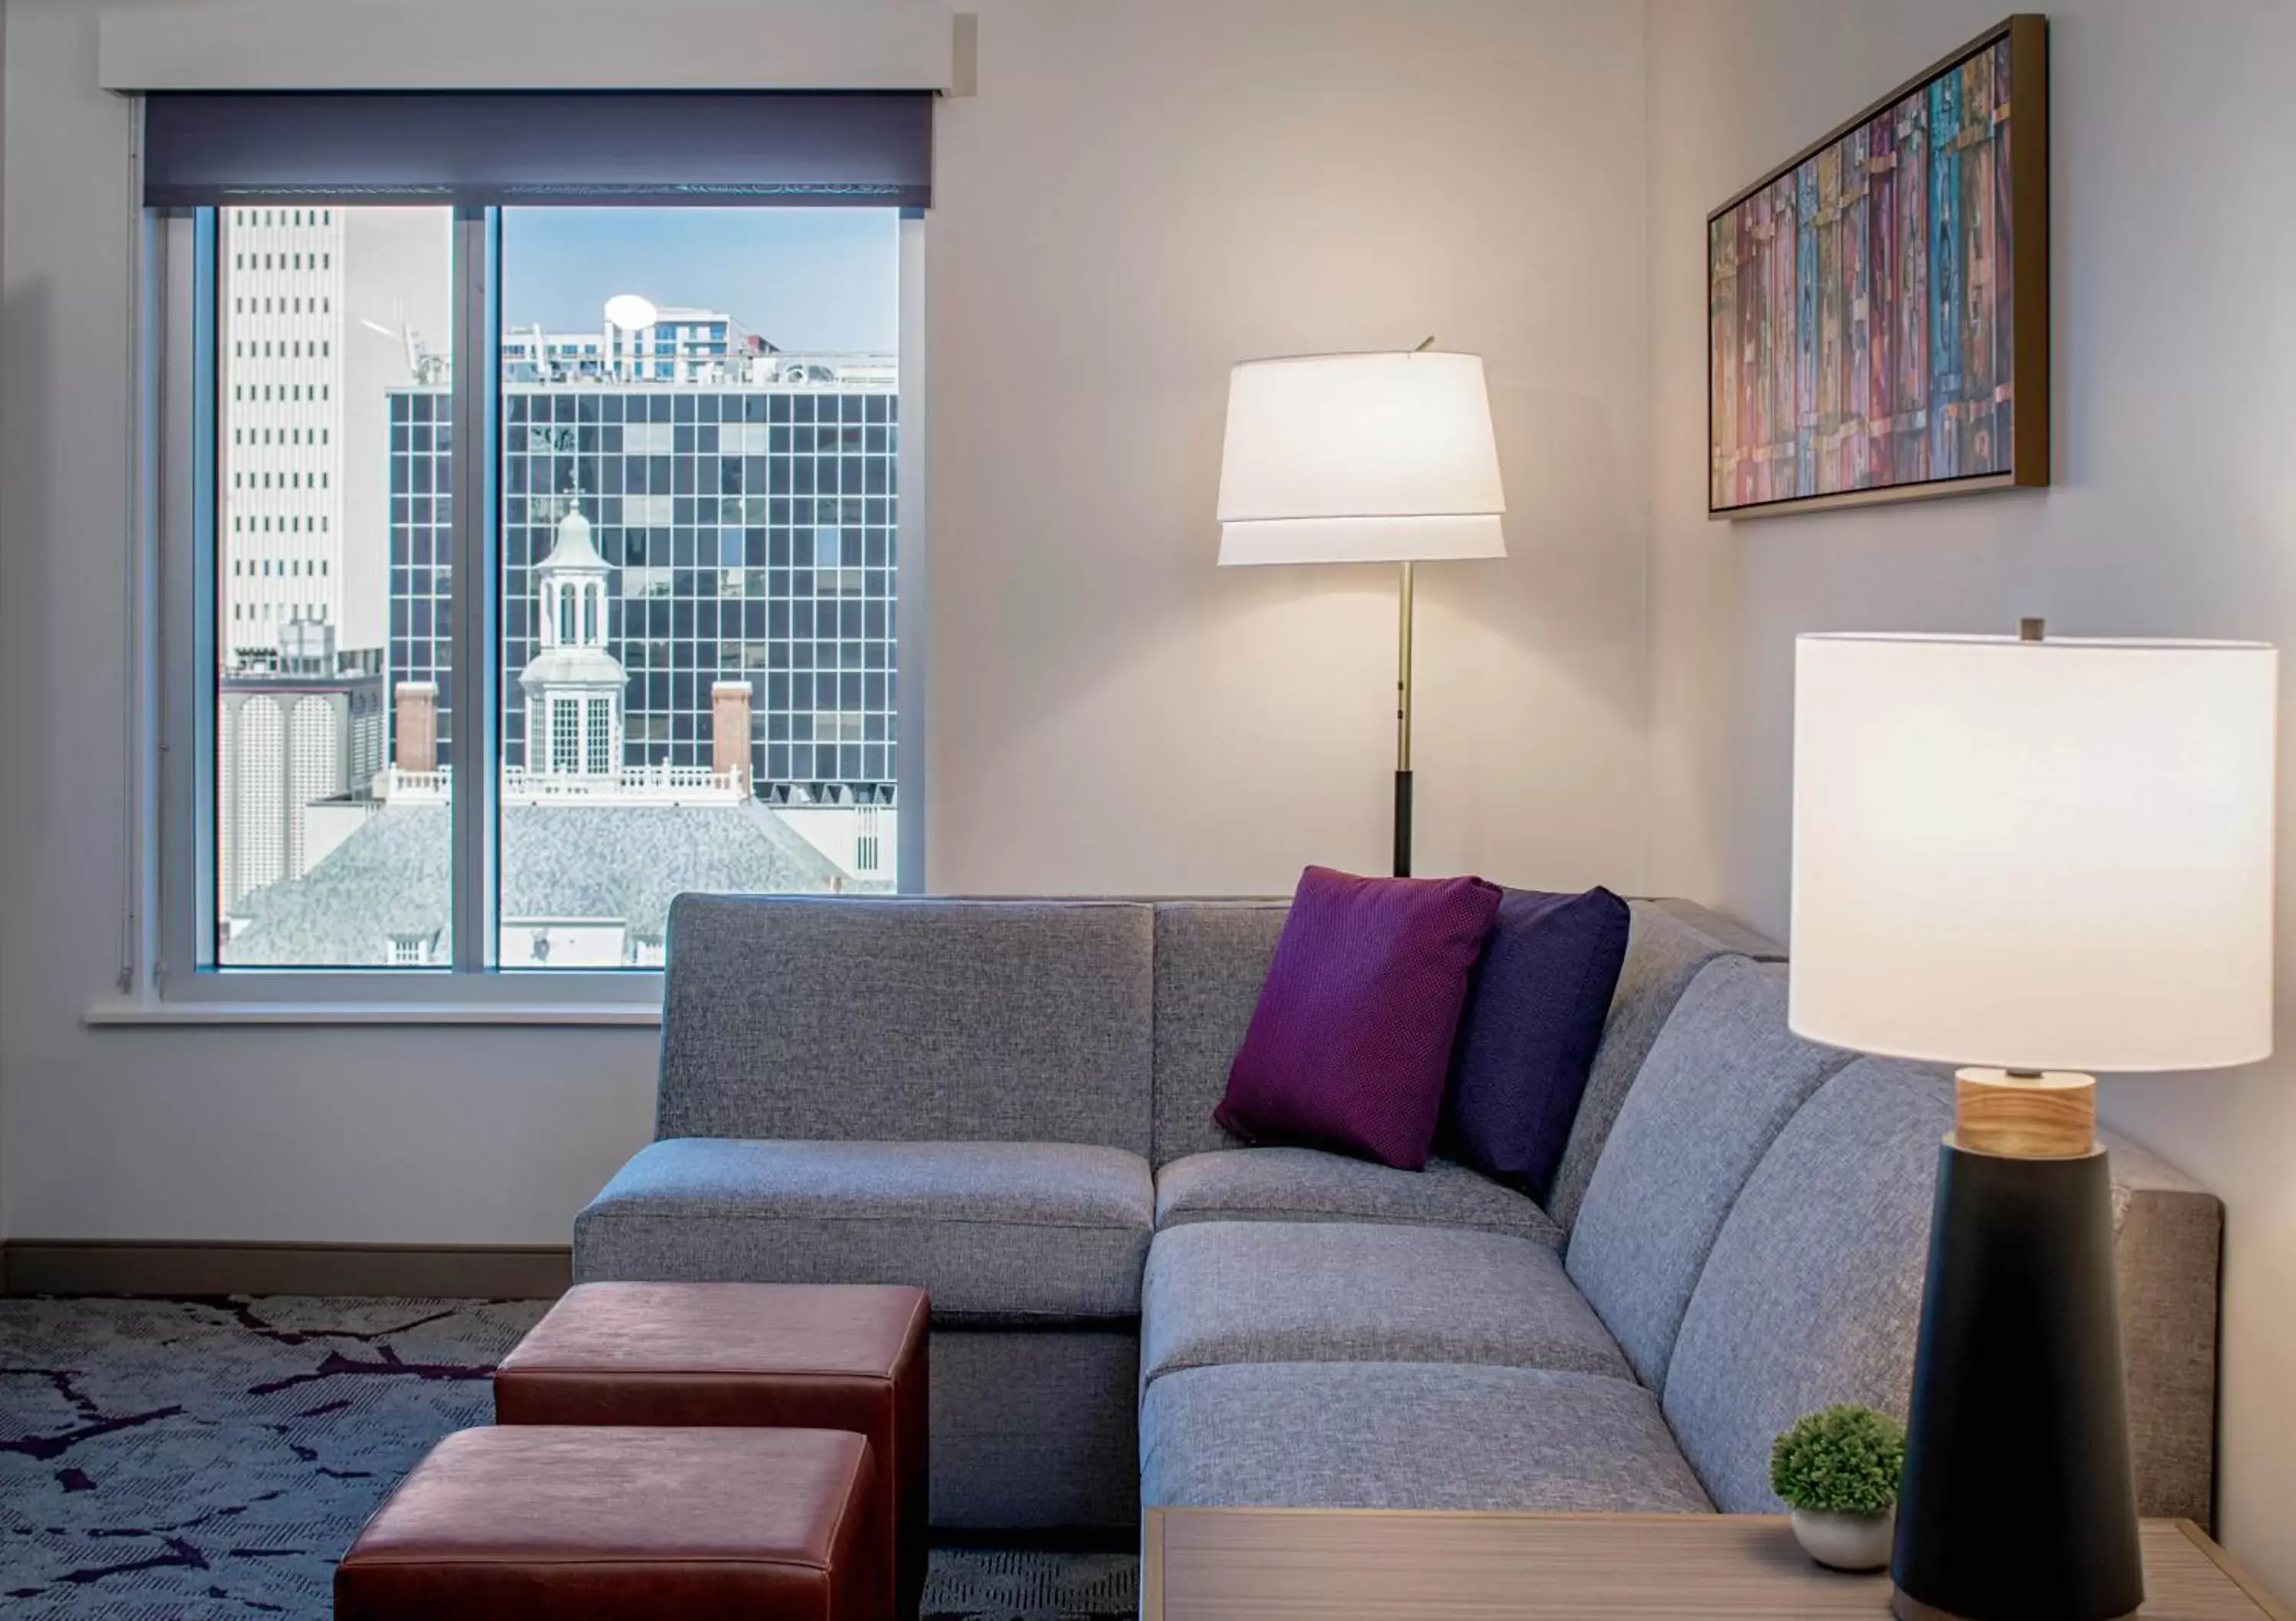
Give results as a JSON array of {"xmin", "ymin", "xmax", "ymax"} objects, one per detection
[
  {"xmin": 388, "ymin": 343, "xmax": 899, "ymax": 800},
  {"xmin": 214, "ymin": 206, "xmax": 899, "ymax": 967},
  {"xmin": 220, "ymin": 206, "xmax": 350, "ymax": 656}
]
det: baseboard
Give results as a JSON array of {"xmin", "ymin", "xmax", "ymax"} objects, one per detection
[{"xmin": 1, "ymin": 1239, "xmax": 572, "ymax": 1300}]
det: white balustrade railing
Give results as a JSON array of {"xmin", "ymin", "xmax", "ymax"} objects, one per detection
[
  {"xmin": 378, "ymin": 762, "xmax": 745, "ymax": 806},
  {"xmin": 504, "ymin": 764, "xmax": 744, "ymax": 803},
  {"xmin": 377, "ymin": 766, "xmax": 450, "ymax": 802}
]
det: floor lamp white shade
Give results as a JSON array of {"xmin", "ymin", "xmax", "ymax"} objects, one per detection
[
  {"xmin": 1212, "ymin": 347, "xmax": 1505, "ymax": 877},
  {"xmin": 1789, "ymin": 632, "xmax": 2278, "ymax": 1075},
  {"xmin": 1215, "ymin": 351, "xmax": 1505, "ymax": 564}
]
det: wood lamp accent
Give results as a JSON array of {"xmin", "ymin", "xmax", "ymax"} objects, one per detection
[
  {"xmin": 1951, "ymin": 1068, "xmax": 2095, "ymax": 1158},
  {"xmin": 1789, "ymin": 625, "xmax": 2278, "ymax": 1621}
]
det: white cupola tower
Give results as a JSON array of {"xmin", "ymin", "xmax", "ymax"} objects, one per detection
[{"xmin": 520, "ymin": 507, "xmax": 625, "ymax": 780}]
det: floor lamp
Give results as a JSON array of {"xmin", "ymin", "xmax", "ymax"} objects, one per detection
[
  {"xmin": 1789, "ymin": 625, "xmax": 2277, "ymax": 1621},
  {"xmin": 1215, "ymin": 348, "xmax": 1506, "ymax": 876}
]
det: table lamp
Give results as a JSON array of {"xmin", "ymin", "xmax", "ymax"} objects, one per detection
[
  {"xmin": 1789, "ymin": 624, "xmax": 2277, "ymax": 1621},
  {"xmin": 1215, "ymin": 347, "xmax": 1505, "ymax": 876}
]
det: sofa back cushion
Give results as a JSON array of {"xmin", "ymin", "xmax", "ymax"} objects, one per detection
[
  {"xmin": 1150, "ymin": 902, "xmax": 1290, "ymax": 1165},
  {"xmin": 1564, "ymin": 958, "xmax": 1854, "ymax": 1388},
  {"xmin": 1658, "ymin": 1056, "xmax": 1952, "ymax": 1512},
  {"xmin": 659, "ymin": 895, "xmax": 1155, "ymax": 1154},
  {"xmin": 1545, "ymin": 902, "xmax": 1782, "ymax": 1232}
]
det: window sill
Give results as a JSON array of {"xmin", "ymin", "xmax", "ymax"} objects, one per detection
[{"xmin": 84, "ymin": 997, "xmax": 661, "ymax": 1028}]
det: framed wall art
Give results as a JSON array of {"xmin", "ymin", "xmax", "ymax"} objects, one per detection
[{"xmin": 1707, "ymin": 15, "xmax": 2048, "ymax": 518}]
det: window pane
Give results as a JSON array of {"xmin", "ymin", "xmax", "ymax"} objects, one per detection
[
  {"xmin": 496, "ymin": 208, "xmax": 900, "ymax": 968},
  {"xmin": 216, "ymin": 206, "xmax": 455, "ymax": 967}
]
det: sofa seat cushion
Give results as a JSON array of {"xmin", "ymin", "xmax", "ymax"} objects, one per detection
[
  {"xmin": 572, "ymin": 1139, "xmax": 1154, "ymax": 1323},
  {"xmin": 1140, "ymin": 1221, "xmax": 1629, "ymax": 1389},
  {"xmin": 1154, "ymin": 1148, "xmax": 1558, "ymax": 1247},
  {"xmin": 1140, "ymin": 1362, "xmax": 1712, "ymax": 1513}
]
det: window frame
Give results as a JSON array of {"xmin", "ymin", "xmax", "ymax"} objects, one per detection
[{"xmin": 137, "ymin": 204, "xmax": 927, "ymax": 1018}]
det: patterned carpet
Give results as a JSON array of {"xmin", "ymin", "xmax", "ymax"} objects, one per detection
[{"xmin": 0, "ymin": 1295, "xmax": 1139, "ymax": 1620}]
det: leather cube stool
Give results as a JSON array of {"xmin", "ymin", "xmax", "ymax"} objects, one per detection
[
  {"xmin": 334, "ymin": 1425, "xmax": 887, "ymax": 1620},
  {"xmin": 495, "ymin": 1282, "xmax": 928, "ymax": 1619}
]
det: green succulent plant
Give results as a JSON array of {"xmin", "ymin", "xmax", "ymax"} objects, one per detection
[{"xmin": 1769, "ymin": 1404, "xmax": 1906, "ymax": 1517}]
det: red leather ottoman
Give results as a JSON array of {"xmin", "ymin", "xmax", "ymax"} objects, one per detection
[
  {"xmin": 494, "ymin": 1282, "xmax": 928, "ymax": 1619},
  {"xmin": 334, "ymin": 1425, "xmax": 887, "ymax": 1620}
]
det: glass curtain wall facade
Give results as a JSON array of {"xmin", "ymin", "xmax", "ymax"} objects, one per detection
[{"xmin": 387, "ymin": 376, "xmax": 897, "ymax": 800}]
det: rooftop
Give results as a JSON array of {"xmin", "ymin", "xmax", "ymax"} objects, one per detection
[{"xmin": 227, "ymin": 799, "xmax": 870, "ymax": 964}]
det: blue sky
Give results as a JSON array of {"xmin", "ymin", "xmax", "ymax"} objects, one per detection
[{"xmin": 501, "ymin": 208, "xmax": 899, "ymax": 353}]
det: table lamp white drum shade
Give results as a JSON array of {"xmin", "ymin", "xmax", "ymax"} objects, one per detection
[
  {"xmin": 1789, "ymin": 632, "xmax": 2277, "ymax": 1075},
  {"xmin": 1215, "ymin": 351, "xmax": 1506, "ymax": 565}
]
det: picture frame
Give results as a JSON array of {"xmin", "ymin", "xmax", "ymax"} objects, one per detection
[{"xmin": 1707, "ymin": 15, "xmax": 2049, "ymax": 519}]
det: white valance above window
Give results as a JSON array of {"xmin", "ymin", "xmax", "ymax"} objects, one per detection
[{"xmin": 99, "ymin": 0, "xmax": 969, "ymax": 95}]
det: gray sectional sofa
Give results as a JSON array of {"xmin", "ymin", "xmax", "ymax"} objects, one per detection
[{"xmin": 572, "ymin": 895, "xmax": 2223, "ymax": 1532}]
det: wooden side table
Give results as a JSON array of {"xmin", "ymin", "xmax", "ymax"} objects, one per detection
[{"xmin": 1142, "ymin": 1509, "xmax": 2291, "ymax": 1621}]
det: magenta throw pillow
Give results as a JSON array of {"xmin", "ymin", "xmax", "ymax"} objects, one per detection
[{"xmin": 1215, "ymin": 865, "xmax": 1504, "ymax": 1169}]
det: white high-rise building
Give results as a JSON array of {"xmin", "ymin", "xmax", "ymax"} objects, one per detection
[
  {"xmin": 220, "ymin": 205, "xmax": 347, "ymax": 668},
  {"xmin": 501, "ymin": 303, "xmax": 774, "ymax": 386}
]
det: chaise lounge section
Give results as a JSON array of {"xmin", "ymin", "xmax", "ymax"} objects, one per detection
[{"xmin": 572, "ymin": 893, "xmax": 2222, "ymax": 1532}]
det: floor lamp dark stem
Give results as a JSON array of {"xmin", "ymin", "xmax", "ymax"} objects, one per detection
[{"xmin": 1394, "ymin": 560, "xmax": 1415, "ymax": 878}]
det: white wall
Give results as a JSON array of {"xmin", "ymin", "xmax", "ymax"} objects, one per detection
[
  {"xmin": 926, "ymin": 0, "xmax": 1651, "ymax": 894},
  {"xmin": 0, "ymin": 0, "xmax": 658, "ymax": 1248},
  {"xmin": 1645, "ymin": 0, "xmax": 2296, "ymax": 1594},
  {"xmin": 0, "ymin": 0, "xmax": 1652, "ymax": 1245}
]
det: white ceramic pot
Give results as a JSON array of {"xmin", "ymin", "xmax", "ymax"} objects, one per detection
[{"xmin": 1789, "ymin": 1505, "xmax": 1895, "ymax": 1573}]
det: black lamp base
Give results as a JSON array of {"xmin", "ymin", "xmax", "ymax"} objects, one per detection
[{"xmin": 1890, "ymin": 1140, "xmax": 2144, "ymax": 1621}]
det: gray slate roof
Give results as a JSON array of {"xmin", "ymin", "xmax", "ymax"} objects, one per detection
[{"xmin": 229, "ymin": 800, "xmax": 865, "ymax": 965}]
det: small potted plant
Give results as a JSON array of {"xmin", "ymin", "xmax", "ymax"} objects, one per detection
[{"xmin": 1770, "ymin": 1404, "xmax": 1906, "ymax": 1572}]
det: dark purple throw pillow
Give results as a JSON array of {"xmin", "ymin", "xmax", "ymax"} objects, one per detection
[
  {"xmin": 1441, "ymin": 885, "xmax": 1630, "ymax": 1202},
  {"xmin": 1215, "ymin": 866, "xmax": 1503, "ymax": 1170}
]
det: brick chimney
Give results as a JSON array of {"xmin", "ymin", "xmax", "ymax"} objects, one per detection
[
  {"xmin": 395, "ymin": 680, "xmax": 437, "ymax": 775},
  {"xmin": 712, "ymin": 680, "xmax": 754, "ymax": 793}
]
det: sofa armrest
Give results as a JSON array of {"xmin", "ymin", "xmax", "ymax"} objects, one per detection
[{"xmin": 2103, "ymin": 1129, "xmax": 2222, "ymax": 1526}]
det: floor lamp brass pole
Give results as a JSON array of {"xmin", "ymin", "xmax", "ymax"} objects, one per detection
[{"xmin": 1394, "ymin": 559, "xmax": 1415, "ymax": 877}]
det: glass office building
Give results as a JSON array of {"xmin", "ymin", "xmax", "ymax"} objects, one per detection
[{"xmin": 386, "ymin": 370, "xmax": 899, "ymax": 804}]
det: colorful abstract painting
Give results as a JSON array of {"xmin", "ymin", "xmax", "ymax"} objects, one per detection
[{"xmin": 1708, "ymin": 26, "xmax": 2040, "ymax": 514}]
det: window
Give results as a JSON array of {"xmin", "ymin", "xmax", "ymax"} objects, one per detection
[
  {"xmin": 550, "ymin": 698, "xmax": 582, "ymax": 775},
  {"xmin": 151, "ymin": 94, "xmax": 923, "ymax": 993},
  {"xmin": 491, "ymin": 207, "xmax": 901, "ymax": 960},
  {"xmin": 585, "ymin": 697, "xmax": 614, "ymax": 776},
  {"xmin": 213, "ymin": 205, "xmax": 453, "ymax": 965}
]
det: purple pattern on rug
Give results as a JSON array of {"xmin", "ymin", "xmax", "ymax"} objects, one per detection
[
  {"xmin": 0, "ymin": 1294, "xmax": 1138, "ymax": 1619},
  {"xmin": 0, "ymin": 1295, "xmax": 541, "ymax": 1617}
]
